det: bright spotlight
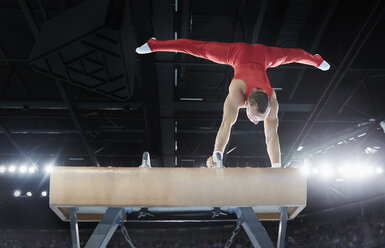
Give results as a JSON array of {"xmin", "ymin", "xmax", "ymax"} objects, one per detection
[
  {"xmin": 297, "ymin": 146, "xmax": 304, "ymax": 151},
  {"xmin": 312, "ymin": 168, "xmax": 319, "ymax": 175},
  {"xmin": 19, "ymin": 165, "xmax": 27, "ymax": 173},
  {"xmin": 14, "ymin": 190, "xmax": 21, "ymax": 197},
  {"xmin": 349, "ymin": 164, "xmax": 369, "ymax": 179},
  {"xmin": 320, "ymin": 163, "xmax": 334, "ymax": 179},
  {"xmin": 339, "ymin": 162, "xmax": 354, "ymax": 178},
  {"xmin": 300, "ymin": 166, "xmax": 311, "ymax": 176},
  {"xmin": 41, "ymin": 191, "xmax": 47, "ymax": 197},
  {"xmin": 337, "ymin": 166, "xmax": 346, "ymax": 175},
  {"xmin": 354, "ymin": 166, "xmax": 366, "ymax": 178},
  {"xmin": 45, "ymin": 165, "xmax": 54, "ymax": 173},
  {"xmin": 366, "ymin": 166, "xmax": 375, "ymax": 176},
  {"xmin": 9, "ymin": 165, "xmax": 16, "ymax": 173},
  {"xmin": 28, "ymin": 167, "xmax": 36, "ymax": 173},
  {"xmin": 0, "ymin": 166, "xmax": 6, "ymax": 173},
  {"xmin": 376, "ymin": 167, "xmax": 383, "ymax": 174},
  {"xmin": 26, "ymin": 192, "xmax": 32, "ymax": 197}
]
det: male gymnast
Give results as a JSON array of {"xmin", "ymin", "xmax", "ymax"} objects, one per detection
[{"xmin": 136, "ymin": 38, "xmax": 330, "ymax": 168}]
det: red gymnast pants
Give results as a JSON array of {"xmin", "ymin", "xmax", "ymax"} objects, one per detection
[{"xmin": 147, "ymin": 39, "xmax": 324, "ymax": 98}]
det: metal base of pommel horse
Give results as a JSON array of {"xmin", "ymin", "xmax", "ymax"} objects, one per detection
[
  {"xmin": 50, "ymin": 152, "xmax": 306, "ymax": 248},
  {"xmin": 67, "ymin": 206, "xmax": 289, "ymax": 248}
]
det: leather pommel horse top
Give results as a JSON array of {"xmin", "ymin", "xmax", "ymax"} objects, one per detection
[{"xmin": 49, "ymin": 167, "xmax": 307, "ymax": 221}]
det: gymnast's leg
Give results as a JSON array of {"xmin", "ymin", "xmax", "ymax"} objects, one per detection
[
  {"xmin": 267, "ymin": 46, "xmax": 330, "ymax": 71},
  {"xmin": 136, "ymin": 38, "xmax": 234, "ymax": 65}
]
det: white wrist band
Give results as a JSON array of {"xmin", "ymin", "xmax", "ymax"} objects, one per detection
[
  {"xmin": 212, "ymin": 151, "xmax": 223, "ymax": 162},
  {"xmin": 272, "ymin": 163, "xmax": 281, "ymax": 168}
]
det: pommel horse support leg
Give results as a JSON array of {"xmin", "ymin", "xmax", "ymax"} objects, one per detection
[{"xmin": 50, "ymin": 165, "xmax": 306, "ymax": 248}]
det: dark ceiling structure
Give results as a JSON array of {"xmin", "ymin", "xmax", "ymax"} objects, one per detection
[{"xmin": 0, "ymin": 0, "xmax": 384, "ymax": 228}]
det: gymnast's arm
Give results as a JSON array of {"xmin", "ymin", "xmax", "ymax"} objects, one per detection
[
  {"xmin": 264, "ymin": 91, "xmax": 281, "ymax": 167},
  {"xmin": 206, "ymin": 90, "xmax": 242, "ymax": 168}
]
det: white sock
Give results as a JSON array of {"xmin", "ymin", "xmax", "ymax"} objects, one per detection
[
  {"xmin": 135, "ymin": 38, "xmax": 156, "ymax": 54},
  {"xmin": 318, "ymin": 60, "xmax": 330, "ymax": 71}
]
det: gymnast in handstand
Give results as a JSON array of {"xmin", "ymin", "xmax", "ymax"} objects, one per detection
[{"xmin": 136, "ymin": 38, "xmax": 330, "ymax": 168}]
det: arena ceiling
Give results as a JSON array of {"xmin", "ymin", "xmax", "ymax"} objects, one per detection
[{"xmin": 0, "ymin": 0, "xmax": 384, "ymax": 228}]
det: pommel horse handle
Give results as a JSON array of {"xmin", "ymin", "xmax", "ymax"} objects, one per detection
[{"xmin": 139, "ymin": 151, "xmax": 151, "ymax": 168}]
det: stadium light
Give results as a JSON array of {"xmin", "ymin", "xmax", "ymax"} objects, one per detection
[
  {"xmin": 320, "ymin": 162, "xmax": 334, "ymax": 179},
  {"xmin": 338, "ymin": 162, "xmax": 354, "ymax": 178},
  {"xmin": 14, "ymin": 190, "xmax": 21, "ymax": 197},
  {"xmin": 376, "ymin": 167, "xmax": 383, "ymax": 174},
  {"xmin": 8, "ymin": 165, "xmax": 16, "ymax": 173},
  {"xmin": 41, "ymin": 191, "xmax": 47, "ymax": 197},
  {"xmin": 300, "ymin": 166, "xmax": 311, "ymax": 176},
  {"xmin": 45, "ymin": 164, "xmax": 54, "ymax": 173},
  {"xmin": 26, "ymin": 192, "xmax": 32, "ymax": 197},
  {"xmin": 0, "ymin": 166, "xmax": 5, "ymax": 173},
  {"xmin": 297, "ymin": 146, "xmax": 304, "ymax": 151},
  {"xmin": 28, "ymin": 166, "xmax": 36, "ymax": 173},
  {"xmin": 366, "ymin": 166, "xmax": 375, "ymax": 176},
  {"xmin": 19, "ymin": 165, "xmax": 27, "ymax": 174}
]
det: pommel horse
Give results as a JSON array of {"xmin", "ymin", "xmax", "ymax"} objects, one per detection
[{"xmin": 49, "ymin": 153, "xmax": 306, "ymax": 248}]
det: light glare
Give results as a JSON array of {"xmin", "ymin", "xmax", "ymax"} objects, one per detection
[
  {"xmin": 14, "ymin": 190, "xmax": 21, "ymax": 197},
  {"xmin": 376, "ymin": 167, "xmax": 383, "ymax": 174},
  {"xmin": 28, "ymin": 167, "xmax": 36, "ymax": 173},
  {"xmin": 300, "ymin": 166, "xmax": 310, "ymax": 176},
  {"xmin": 19, "ymin": 165, "xmax": 27, "ymax": 173},
  {"xmin": 297, "ymin": 146, "xmax": 304, "ymax": 151},
  {"xmin": 0, "ymin": 166, "xmax": 5, "ymax": 173},
  {"xmin": 45, "ymin": 165, "xmax": 54, "ymax": 173},
  {"xmin": 41, "ymin": 191, "xmax": 47, "ymax": 197},
  {"xmin": 320, "ymin": 162, "xmax": 334, "ymax": 179},
  {"xmin": 26, "ymin": 192, "xmax": 32, "ymax": 197},
  {"xmin": 9, "ymin": 165, "xmax": 16, "ymax": 173}
]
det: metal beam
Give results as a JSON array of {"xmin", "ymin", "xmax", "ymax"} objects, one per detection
[
  {"xmin": 84, "ymin": 208, "xmax": 125, "ymax": 248},
  {"xmin": 175, "ymin": 102, "xmax": 314, "ymax": 112},
  {"xmin": 0, "ymin": 46, "xmax": 32, "ymax": 97},
  {"xmin": 278, "ymin": 0, "xmax": 339, "ymax": 122},
  {"xmin": 37, "ymin": 0, "xmax": 48, "ymax": 21},
  {"xmin": 0, "ymin": 100, "xmax": 313, "ymax": 112},
  {"xmin": 284, "ymin": 0, "xmax": 385, "ymax": 166},
  {"xmin": 0, "ymin": 115, "xmax": 365, "ymax": 124},
  {"xmin": 277, "ymin": 207, "xmax": 288, "ymax": 248},
  {"xmin": 302, "ymin": 121, "xmax": 376, "ymax": 157},
  {"xmin": 0, "ymin": 121, "xmax": 38, "ymax": 170},
  {"xmin": 233, "ymin": 207, "xmax": 275, "ymax": 248},
  {"xmin": 55, "ymin": 80, "xmax": 100, "ymax": 167},
  {"xmin": 287, "ymin": 0, "xmax": 339, "ymax": 101},
  {"xmin": 18, "ymin": 0, "xmax": 39, "ymax": 38},
  {"xmin": 153, "ymin": 0, "xmax": 176, "ymax": 166},
  {"xmin": 132, "ymin": 0, "xmax": 162, "ymax": 163},
  {"xmin": 250, "ymin": 0, "xmax": 267, "ymax": 44},
  {"xmin": 0, "ymin": 101, "xmax": 142, "ymax": 110},
  {"xmin": 0, "ymin": 18, "xmax": 33, "ymax": 42},
  {"xmin": 69, "ymin": 208, "xmax": 80, "ymax": 248}
]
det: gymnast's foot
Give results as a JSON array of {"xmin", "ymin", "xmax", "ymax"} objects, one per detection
[
  {"xmin": 135, "ymin": 38, "xmax": 157, "ymax": 54},
  {"xmin": 318, "ymin": 60, "xmax": 330, "ymax": 71},
  {"xmin": 315, "ymin": 54, "xmax": 330, "ymax": 71}
]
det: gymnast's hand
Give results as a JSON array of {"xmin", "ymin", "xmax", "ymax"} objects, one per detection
[{"xmin": 206, "ymin": 156, "xmax": 216, "ymax": 168}]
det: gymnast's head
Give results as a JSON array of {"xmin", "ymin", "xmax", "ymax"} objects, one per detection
[{"xmin": 246, "ymin": 89, "xmax": 270, "ymax": 125}]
